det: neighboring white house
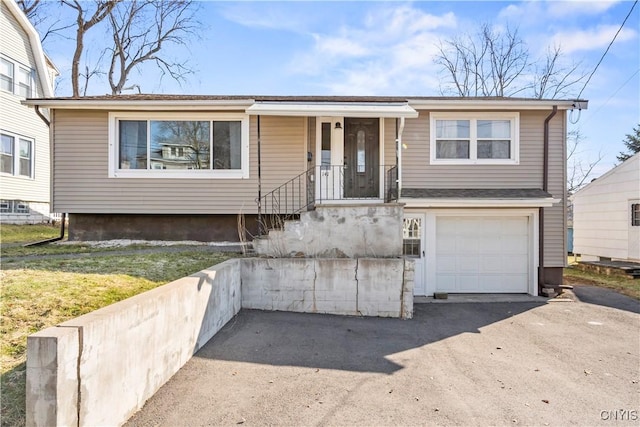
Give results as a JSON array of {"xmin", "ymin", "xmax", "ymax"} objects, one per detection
[
  {"xmin": 0, "ymin": 0, "xmax": 57, "ymax": 224},
  {"xmin": 572, "ymin": 153, "xmax": 640, "ymax": 262}
]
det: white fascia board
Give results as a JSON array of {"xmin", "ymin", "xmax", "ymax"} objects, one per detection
[
  {"xmin": 22, "ymin": 99, "xmax": 255, "ymax": 110},
  {"xmin": 408, "ymin": 99, "xmax": 586, "ymax": 111},
  {"xmin": 5, "ymin": 0, "xmax": 54, "ymax": 97},
  {"xmin": 246, "ymin": 102, "xmax": 419, "ymax": 118},
  {"xmin": 399, "ymin": 197, "xmax": 560, "ymax": 208}
]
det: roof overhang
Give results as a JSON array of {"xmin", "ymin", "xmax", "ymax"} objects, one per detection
[
  {"xmin": 246, "ymin": 102, "xmax": 419, "ymax": 118},
  {"xmin": 399, "ymin": 197, "xmax": 559, "ymax": 208},
  {"xmin": 408, "ymin": 99, "xmax": 586, "ymax": 111},
  {"xmin": 22, "ymin": 99, "xmax": 256, "ymax": 110}
]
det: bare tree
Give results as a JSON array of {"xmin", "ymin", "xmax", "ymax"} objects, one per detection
[
  {"xmin": 567, "ymin": 130, "xmax": 603, "ymax": 194},
  {"xmin": 106, "ymin": 0, "xmax": 198, "ymax": 95},
  {"xmin": 16, "ymin": 0, "xmax": 76, "ymax": 43},
  {"xmin": 61, "ymin": 0, "xmax": 120, "ymax": 97},
  {"xmin": 436, "ymin": 23, "xmax": 585, "ymax": 99}
]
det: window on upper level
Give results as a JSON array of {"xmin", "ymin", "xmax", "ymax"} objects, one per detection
[
  {"xmin": 0, "ymin": 58, "xmax": 14, "ymax": 92},
  {"xmin": 1, "ymin": 132, "xmax": 34, "ymax": 178},
  {"xmin": 429, "ymin": 113, "xmax": 519, "ymax": 165},
  {"xmin": 109, "ymin": 112, "xmax": 249, "ymax": 179},
  {"xmin": 0, "ymin": 55, "xmax": 34, "ymax": 97}
]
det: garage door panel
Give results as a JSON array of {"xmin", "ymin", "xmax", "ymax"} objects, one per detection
[
  {"xmin": 480, "ymin": 255, "xmax": 503, "ymax": 273},
  {"xmin": 458, "ymin": 275, "xmax": 480, "ymax": 291},
  {"xmin": 435, "ymin": 216, "xmax": 530, "ymax": 293},
  {"xmin": 436, "ymin": 275, "xmax": 456, "ymax": 291}
]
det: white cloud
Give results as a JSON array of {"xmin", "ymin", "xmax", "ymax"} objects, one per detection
[
  {"xmin": 498, "ymin": 1, "xmax": 621, "ymax": 24},
  {"xmin": 552, "ymin": 25, "xmax": 637, "ymax": 53},
  {"xmin": 288, "ymin": 4, "xmax": 457, "ymax": 95},
  {"xmin": 547, "ymin": 1, "xmax": 621, "ymax": 17}
]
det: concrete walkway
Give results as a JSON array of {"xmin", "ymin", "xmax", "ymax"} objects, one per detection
[{"xmin": 126, "ymin": 292, "xmax": 639, "ymax": 426}]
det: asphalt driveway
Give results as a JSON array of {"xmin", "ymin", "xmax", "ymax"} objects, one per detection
[{"xmin": 127, "ymin": 291, "xmax": 639, "ymax": 426}]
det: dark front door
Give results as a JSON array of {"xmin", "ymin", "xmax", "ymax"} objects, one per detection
[{"xmin": 344, "ymin": 118, "xmax": 379, "ymax": 198}]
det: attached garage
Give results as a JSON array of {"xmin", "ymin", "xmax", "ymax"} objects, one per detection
[
  {"xmin": 404, "ymin": 209, "xmax": 540, "ymax": 297},
  {"xmin": 435, "ymin": 216, "xmax": 530, "ymax": 293}
]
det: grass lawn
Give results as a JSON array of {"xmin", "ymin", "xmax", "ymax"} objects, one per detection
[
  {"xmin": 1, "ymin": 249, "xmax": 233, "ymax": 427},
  {"xmin": 0, "ymin": 224, "xmax": 61, "ymax": 244},
  {"xmin": 563, "ymin": 267, "xmax": 640, "ymax": 300}
]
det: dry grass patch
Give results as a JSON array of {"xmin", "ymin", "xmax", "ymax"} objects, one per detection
[
  {"xmin": 1, "ymin": 250, "xmax": 233, "ymax": 427},
  {"xmin": 0, "ymin": 224, "xmax": 60, "ymax": 245},
  {"xmin": 563, "ymin": 267, "xmax": 640, "ymax": 300}
]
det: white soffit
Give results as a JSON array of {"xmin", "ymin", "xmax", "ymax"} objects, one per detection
[{"xmin": 246, "ymin": 102, "xmax": 419, "ymax": 118}]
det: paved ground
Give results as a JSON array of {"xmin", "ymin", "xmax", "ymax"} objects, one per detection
[{"xmin": 127, "ymin": 291, "xmax": 639, "ymax": 426}]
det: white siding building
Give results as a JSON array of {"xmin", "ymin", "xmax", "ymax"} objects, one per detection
[
  {"xmin": 572, "ymin": 153, "xmax": 640, "ymax": 262},
  {"xmin": 0, "ymin": 0, "xmax": 57, "ymax": 223}
]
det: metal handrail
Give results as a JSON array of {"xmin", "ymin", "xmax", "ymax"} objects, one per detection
[{"xmin": 257, "ymin": 164, "xmax": 399, "ymax": 235}]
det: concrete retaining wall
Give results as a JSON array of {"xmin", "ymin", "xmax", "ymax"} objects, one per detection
[
  {"xmin": 241, "ymin": 258, "xmax": 413, "ymax": 319},
  {"xmin": 26, "ymin": 259, "xmax": 241, "ymax": 427},
  {"xmin": 27, "ymin": 256, "xmax": 413, "ymax": 426}
]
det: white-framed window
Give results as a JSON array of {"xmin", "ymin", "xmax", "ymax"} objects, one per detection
[
  {"xmin": 632, "ymin": 204, "xmax": 640, "ymax": 227},
  {"xmin": 0, "ymin": 132, "xmax": 34, "ymax": 178},
  {"xmin": 108, "ymin": 112, "xmax": 250, "ymax": 179},
  {"xmin": 17, "ymin": 66, "xmax": 33, "ymax": 97},
  {"xmin": 0, "ymin": 55, "xmax": 34, "ymax": 97},
  {"xmin": 429, "ymin": 112, "xmax": 519, "ymax": 165}
]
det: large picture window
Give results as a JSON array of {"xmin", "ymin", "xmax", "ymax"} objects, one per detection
[
  {"xmin": 430, "ymin": 113, "xmax": 519, "ymax": 164},
  {"xmin": 110, "ymin": 113, "xmax": 249, "ymax": 178}
]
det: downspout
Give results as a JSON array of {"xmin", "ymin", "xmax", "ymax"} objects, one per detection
[
  {"xmin": 539, "ymin": 105, "xmax": 558, "ymax": 289},
  {"xmin": 397, "ymin": 117, "xmax": 405, "ymax": 198},
  {"xmin": 34, "ymin": 105, "xmax": 50, "ymax": 127},
  {"xmin": 23, "ymin": 105, "xmax": 66, "ymax": 246},
  {"xmin": 257, "ymin": 115, "xmax": 263, "ymax": 235}
]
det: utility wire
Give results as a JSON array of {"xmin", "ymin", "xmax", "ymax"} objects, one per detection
[
  {"xmin": 584, "ymin": 68, "xmax": 640, "ymax": 121},
  {"xmin": 577, "ymin": 0, "xmax": 638, "ymax": 100}
]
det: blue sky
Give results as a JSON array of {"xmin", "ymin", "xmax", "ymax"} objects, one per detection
[{"xmin": 43, "ymin": 1, "xmax": 640, "ymax": 177}]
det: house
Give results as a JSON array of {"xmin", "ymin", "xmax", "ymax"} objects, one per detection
[
  {"xmin": 572, "ymin": 153, "xmax": 640, "ymax": 263},
  {"xmin": 23, "ymin": 94, "xmax": 586, "ymax": 296},
  {"xmin": 0, "ymin": 0, "xmax": 57, "ymax": 224}
]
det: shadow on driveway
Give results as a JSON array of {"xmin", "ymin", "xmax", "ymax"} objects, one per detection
[
  {"xmin": 198, "ymin": 302, "xmax": 543, "ymax": 375},
  {"xmin": 127, "ymin": 301, "xmax": 639, "ymax": 426},
  {"xmin": 571, "ymin": 285, "xmax": 640, "ymax": 314}
]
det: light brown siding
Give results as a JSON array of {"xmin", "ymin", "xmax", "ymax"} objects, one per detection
[
  {"xmin": 383, "ymin": 118, "xmax": 396, "ymax": 166},
  {"xmin": 52, "ymin": 110, "xmax": 306, "ymax": 214},
  {"xmin": 402, "ymin": 109, "xmax": 567, "ymax": 268}
]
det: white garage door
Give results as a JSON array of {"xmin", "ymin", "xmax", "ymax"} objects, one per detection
[{"xmin": 435, "ymin": 216, "xmax": 530, "ymax": 293}]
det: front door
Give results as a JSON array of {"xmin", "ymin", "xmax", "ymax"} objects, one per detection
[{"xmin": 344, "ymin": 118, "xmax": 379, "ymax": 198}]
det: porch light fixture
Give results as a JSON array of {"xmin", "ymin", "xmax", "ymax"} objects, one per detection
[{"xmin": 335, "ymin": 122, "xmax": 342, "ymax": 129}]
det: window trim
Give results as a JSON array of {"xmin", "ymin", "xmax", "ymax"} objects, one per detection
[
  {"xmin": 0, "ymin": 55, "xmax": 34, "ymax": 97},
  {"xmin": 0, "ymin": 131, "xmax": 34, "ymax": 179},
  {"xmin": 632, "ymin": 203, "xmax": 640, "ymax": 227},
  {"xmin": 429, "ymin": 112, "xmax": 520, "ymax": 165},
  {"xmin": 108, "ymin": 112, "xmax": 250, "ymax": 179}
]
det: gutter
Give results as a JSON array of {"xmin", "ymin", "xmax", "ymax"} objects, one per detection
[{"xmin": 539, "ymin": 106, "xmax": 558, "ymax": 290}]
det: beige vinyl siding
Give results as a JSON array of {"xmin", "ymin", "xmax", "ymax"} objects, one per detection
[
  {"xmin": 402, "ymin": 109, "xmax": 567, "ymax": 268},
  {"xmin": 544, "ymin": 110, "xmax": 566, "ymax": 267},
  {"xmin": 0, "ymin": 2, "xmax": 50, "ymax": 204},
  {"xmin": 383, "ymin": 118, "xmax": 396, "ymax": 167},
  {"xmin": 52, "ymin": 110, "xmax": 306, "ymax": 214}
]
